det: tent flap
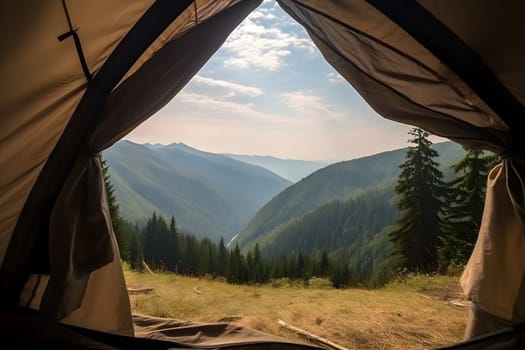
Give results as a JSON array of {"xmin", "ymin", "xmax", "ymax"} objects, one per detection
[{"xmin": 1, "ymin": 0, "xmax": 525, "ymax": 346}]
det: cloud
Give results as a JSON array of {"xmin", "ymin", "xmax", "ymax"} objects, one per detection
[
  {"xmin": 192, "ymin": 75, "xmax": 263, "ymax": 97},
  {"xmin": 170, "ymin": 92, "xmax": 290, "ymax": 126},
  {"xmin": 327, "ymin": 72, "xmax": 345, "ymax": 83},
  {"xmin": 282, "ymin": 91, "xmax": 346, "ymax": 124},
  {"xmin": 249, "ymin": 9, "xmax": 277, "ymax": 21},
  {"xmin": 222, "ymin": 15, "xmax": 315, "ymax": 70}
]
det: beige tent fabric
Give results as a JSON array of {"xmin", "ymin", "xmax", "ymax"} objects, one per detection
[
  {"xmin": 461, "ymin": 161, "xmax": 525, "ymax": 322},
  {"xmin": 38, "ymin": 155, "xmax": 132, "ymax": 335},
  {"xmin": 61, "ymin": 226, "xmax": 134, "ymax": 336},
  {"xmin": 133, "ymin": 313, "xmax": 323, "ymax": 349},
  {"xmin": 120, "ymin": 0, "xmax": 245, "ymax": 89},
  {"xmin": 418, "ymin": 0, "xmax": 525, "ymax": 106},
  {"xmin": 0, "ymin": 0, "xmax": 154, "ymax": 266},
  {"xmin": 277, "ymin": 0, "xmax": 507, "ymax": 134}
]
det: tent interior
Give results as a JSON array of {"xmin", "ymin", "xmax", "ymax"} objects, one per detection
[{"xmin": 1, "ymin": 0, "xmax": 524, "ymax": 348}]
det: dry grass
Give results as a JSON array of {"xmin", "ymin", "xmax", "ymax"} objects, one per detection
[{"xmin": 124, "ymin": 267, "xmax": 468, "ymax": 350}]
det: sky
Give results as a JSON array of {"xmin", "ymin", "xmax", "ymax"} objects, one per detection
[{"xmin": 124, "ymin": 0, "xmax": 445, "ymax": 162}]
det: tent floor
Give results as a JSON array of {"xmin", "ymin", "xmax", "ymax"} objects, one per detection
[{"xmin": 2, "ymin": 308, "xmax": 525, "ymax": 349}]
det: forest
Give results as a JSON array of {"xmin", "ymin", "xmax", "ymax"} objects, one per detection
[{"xmin": 106, "ymin": 127, "xmax": 498, "ymax": 289}]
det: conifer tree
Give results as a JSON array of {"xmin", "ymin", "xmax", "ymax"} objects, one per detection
[
  {"xmin": 101, "ymin": 157, "xmax": 130, "ymax": 261},
  {"xmin": 330, "ymin": 262, "xmax": 350, "ymax": 289},
  {"xmin": 129, "ymin": 233, "xmax": 144, "ymax": 271},
  {"xmin": 389, "ymin": 128, "xmax": 445, "ymax": 272},
  {"xmin": 438, "ymin": 149, "xmax": 499, "ymax": 271},
  {"xmin": 217, "ymin": 237, "xmax": 228, "ymax": 276},
  {"xmin": 227, "ymin": 244, "xmax": 246, "ymax": 284},
  {"xmin": 168, "ymin": 216, "xmax": 180, "ymax": 271},
  {"xmin": 319, "ymin": 250, "xmax": 330, "ymax": 277}
]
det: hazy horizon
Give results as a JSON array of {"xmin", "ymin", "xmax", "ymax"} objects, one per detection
[{"xmin": 119, "ymin": 138, "xmax": 452, "ymax": 164}]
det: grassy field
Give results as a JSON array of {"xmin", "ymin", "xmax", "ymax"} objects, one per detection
[{"xmin": 124, "ymin": 266, "xmax": 468, "ymax": 350}]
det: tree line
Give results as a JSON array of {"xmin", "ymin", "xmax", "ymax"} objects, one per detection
[
  {"xmin": 109, "ymin": 209, "xmax": 351, "ymax": 287},
  {"xmin": 103, "ymin": 127, "xmax": 498, "ymax": 288},
  {"xmin": 102, "ymin": 159, "xmax": 358, "ymax": 288}
]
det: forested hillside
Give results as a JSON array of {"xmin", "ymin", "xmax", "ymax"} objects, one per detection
[
  {"xmin": 251, "ymin": 186, "xmax": 396, "ymax": 257},
  {"xmin": 235, "ymin": 141, "xmax": 465, "ymax": 250}
]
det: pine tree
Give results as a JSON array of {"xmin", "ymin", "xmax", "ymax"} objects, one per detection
[
  {"xmin": 129, "ymin": 233, "xmax": 144, "ymax": 271},
  {"xmin": 389, "ymin": 128, "xmax": 445, "ymax": 272},
  {"xmin": 438, "ymin": 149, "xmax": 499, "ymax": 271},
  {"xmin": 101, "ymin": 157, "xmax": 130, "ymax": 261},
  {"xmin": 319, "ymin": 250, "xmax": 330, "ymax": 277},
  {"xmin": 227, "ymin": 244, "xmax": 246, "ymax": 284},
  {"xmin": 217, "ymin": 237, "xmax": 228, "ymax": 277},
  {"xmin": 252, "ymin": 243, "xmax": 266, "ymax": 283},
  {"xmin": 330, "ymin": 262, "xmax": 350, "ymax": 289},
  {"xmin": 168, "ymin": 216, "xmax": 180, "ymax": 271}
]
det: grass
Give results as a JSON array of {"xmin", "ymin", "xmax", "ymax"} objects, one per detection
[{"xmin": 124, "ymin": 266, "xmax": 468, "ymax": 350}]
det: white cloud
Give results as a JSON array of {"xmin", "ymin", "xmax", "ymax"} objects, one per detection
[
  {"xmin": 192, "ymin": 75, "xmax": 263, "ymax": 97},
  {"xmin": 282, "ymin": 91, "xmax": 346, "ymax": 124},
  {"xmin": 172, "ymin": 92, "xmax": 290, "ymax": 126},
  {"xmin": 327, "ymin": 72, "xmax": 345, "ymax": 83},
  {"xmin": 223, "ymin": 17, "xmax": 314, "ymax": 70},
  {"xmin": 249, "ymin": 9, "xmax": 276, "ymax": 21}
]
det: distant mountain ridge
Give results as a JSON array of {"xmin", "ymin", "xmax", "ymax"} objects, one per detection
[
  {"xmin": 223, "ymin": 154, "xmax": 329, "ymax": 183},
  {"xmin": 103, "ymin": 141, "xmax": 292, "ymax": 241}
]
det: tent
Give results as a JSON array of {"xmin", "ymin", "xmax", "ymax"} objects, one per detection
[{"xmin": 1, "ymin": 0, "xmax": 524, "ymax": 348}]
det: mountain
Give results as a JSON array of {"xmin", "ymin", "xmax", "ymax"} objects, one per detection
[
  {"xmin": 234, "ymin": 141, "xmax": 466, "ymax": 251},
  {"xmin": 103, "ymin": 141, "xmax": 291, "ymax": 241},
  {"xmin": 223, "ymin": 154, "xmax": 328, "ymax": 182}
]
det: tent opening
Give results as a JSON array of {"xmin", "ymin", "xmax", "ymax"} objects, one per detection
[
  {"xmin": 1, "ymin": 0, "xmax": 523, "ymax": 349},
  {"xmin": 102, "ymin": 2, "xmax": 469, "ymax": 349}
]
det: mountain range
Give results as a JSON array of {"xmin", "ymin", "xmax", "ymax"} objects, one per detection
[
  {"xmin": 103, "ymin": 141, "xmax": 291, "ymax": 241},
  {"xmin": 104, "ymin": 140, "xmax": 467, "ymax": 252}
]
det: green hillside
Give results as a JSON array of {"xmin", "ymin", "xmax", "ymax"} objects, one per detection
[
  {"xmin": 235, "ymin": 141, "xmax": 466, "ymax": 250},
  {"xmin": 103, "ymin": 141, "xmax": 291, "ymax": 241},
  {"xmin": 254, "ymin": 185, "xmax": 397, "ymax": 257}
]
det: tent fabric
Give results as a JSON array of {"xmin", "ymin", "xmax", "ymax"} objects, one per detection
[
  {"xmin": 1, "ymin": 308, "xmax": 324, "ymax": 349},
  {"xmin": 0, "ymin": 0, "xmax": 198, "ymax": 319},
  {"xmin": 0, "ymin": 0, "xmax": 155, "ymax": 267},
  {"xmin": 1, "ymin": 0, "xmax": 524, "ymax": 347},
  {"xmin": 133, "ymin": 313, "xmax": 324, "ymax": 349},
  {"xmin": 460, "ymin": 162, "xmax": 525, "ymax": 322},
  {"xmin": 277, "ymin": 0, "xmax": 511, "ymax": 152},
  {"xmin": 0, "ymin": 0, "xmax": 163, "ymax": 307},
  {"xmin": 417, "ymin": 0, "xmax": 525, "ymax": 108},
  {"xmin": 436, "ymin": 321, "xmax": 525, "ymax": 350}
]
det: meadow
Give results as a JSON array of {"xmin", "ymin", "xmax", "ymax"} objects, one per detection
[{"xmin": 124, "ymin": 266, "xmax": 468, "ymax": 349}]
